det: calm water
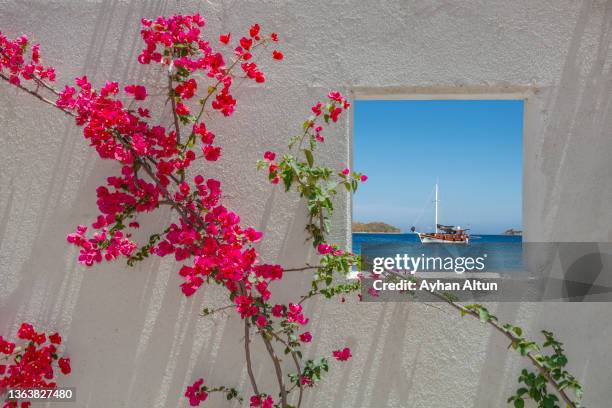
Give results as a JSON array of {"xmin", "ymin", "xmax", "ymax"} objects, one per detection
[
  {"xmin": 353, "ymin": 233, "xmax": 521, "ymax": 252},
  {"xmin": 353, "ymin": 233, "xmax": 523, "ymax": 272}
]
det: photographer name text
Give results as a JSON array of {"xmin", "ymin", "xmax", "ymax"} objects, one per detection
[{"xmin": 372, "ymin": 278, "xmax": 498, "ymax": 292}]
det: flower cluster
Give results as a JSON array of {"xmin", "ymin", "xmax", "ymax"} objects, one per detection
[
  {"xmin": 332, "ymin": 347, "xmax": 352, "ymax": 362},
  {"xmin": 184, "ymin": 378, "xmax": 241, "ymax": 407},
  {"xmin": 0, "ymin": 33, "xmax": 55, "ymax": 86},
  {"xmin": 250, "ymin": 394, "xmax": 274, "ymax": 408},
  {"xmin": 1, "ymin": 323, "xmax": 70, "ymax": 408},
  {"xmin": 52, "ymin": 15, "xmax": 279, "ymax": 287},
  {"xmin": 185, "ymin": 378, "xmax": 208, "ymax": 407}
]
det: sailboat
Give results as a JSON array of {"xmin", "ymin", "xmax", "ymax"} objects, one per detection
[{"xmin": 412, "ymin": 182, "xmax": 470, "ymax": 244}]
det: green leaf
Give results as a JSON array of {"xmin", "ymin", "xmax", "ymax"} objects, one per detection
[
  {"xmin": 186, "ymin": 134, "xmax": 196, "ymax": 148},
  {"xmin": 478, "ymin": 308, "xmax": 490, "ymax": 323},
  {"xmin": 513, "ymin": 398, "xmax": 524, "ymax": 408},
  {"xmin": 304, "ymin": 149, "xmax": 314, "ymax": 167}
]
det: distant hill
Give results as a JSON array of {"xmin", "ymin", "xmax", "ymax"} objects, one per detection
[
  {"xmin": 353, "ymin": 221, "xmax": 401, "ymax": 233},
  {"xmin": 503, "ymin": 228, "xmax": 522, "ymax": 236}
]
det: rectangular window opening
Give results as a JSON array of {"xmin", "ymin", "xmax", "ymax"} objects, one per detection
[{"xmin": 351, "ymin": 96, "xmax": 525, "ymax": 257}]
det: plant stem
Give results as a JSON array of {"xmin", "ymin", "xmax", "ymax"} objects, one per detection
[
  {"xmin": 167, "ymin": 70, "xmax": 181, "ymax": 145},
  {"xmin": 200, "ymin": 304, "xmax": 234, "ymax": 317},
  {"xmin": 261, "ymin": 334, "xmax": 288, "ymax": 407},
  {"xmin": 0, "ymin": 73, "xmax": 74, "ymax": 117},
  {"xmin": 433, "ymin": 292, "xmax": 577, "ymax": 408},
  {"xmin": 244, "ymin": 319, "xmax": 260, "ymax": 395},
  {"xmin": 387, "ymin": 271, "xmax": 578, "ymax": 408},
  {"xmin": 270, "ymin": 331, "xmax": 303, "ymax": 408},
  {"xmin": 284, "ymin": 265, "xmax": 321, "ymax": 272}
]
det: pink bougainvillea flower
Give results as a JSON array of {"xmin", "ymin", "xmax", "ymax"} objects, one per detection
[
  {"xmin": 0, "ymin": 336, "xmax": 15, "ymax": 354},
  {"xmin": 300, "ymin": 376, "xmax": 312, "ymax": 386},
  {"xmin": 341, "ymin": 167, "xmax": 350, "ymax": 176},
  {"xmin": 175, "ymin": 78, "xmax": 197, "ymax": 99},
  {"xmin": 49, "ymin": 332, "xmax": 62, "ymax": 344},
  {"xmin": 287, "ymin": 303, "xmax": 309, "ymax": 325},
  {"xmin": 330, "ymin": 106, "xmax": 342, "ymax": 122},
  {"xmin": 332, "ymin": 347, "xmax": 352, "ymax": 361},
  {"xmin": 179, "ymin": 182, "xmax": 190, "ymax": 195},
  {"xmin": 241, "ymin": 62, "xmax": 265, "ymax": 82},
  {"xmin": 219, "ymin": 33, "xmax": 231, "ymax": 44},
  {"xmin": 327, "ymin": 91, "xmax": 344, "ymax": 102},
  {"xmin": 250, "ymin": 395, "xmax": 274, "ymax": 408},
  {"xmin": 203, "ymin": 145, "xmax": 221, "ymax": 161},
  {"xmin": 272, "ymin": 50, "xmax": 283, "ymax": 60},
  {"xmin": 212, "ymin": 89, "xmax": 237, "ymax": 116},
  {"xmin": 255, "ymin": 315, "xmax": 268, "ymax": 328},
  {"xmin": 270, "ymin": 32, "xmax": 278, "ymax": 42},
  {"xmin": 17, "ymin": 322, "xmax": 35, "ymax": 340},
  {"xmin": 181, "ymin": 275, "xmax": 204, "ymax": 297},
  {"xmin": 249, "ymin": 24, "xmax": 260, "ymax": 38},
  {"xmin": 317, "ymin": 243, "xmax": 333, "ymax": 254},
  {"xmin": 360, "ymin": 174, "xmax": 368, "ymax": 182},
  {"xmin": 185, "ymin": 378, "xmax": 208, "ymax": 407},
  {"xmin": 239, "ymin": 37, "xmax": 253, "ymax": 51},
  {"xmin": 299, "ymin": 332, "xmax": 312, "ymax": 343},
  {"xmin": 124, "ymin": 84, "xmax": 147, "ymax": 100},
  {"xmin": 235, "ymin": 295, "xmax": 258, "ymax": 318},
  {"xmin": 263, "ymin": 151, "xmax": 276, "ymax": 161},
  {"xmin": 244, "ymin": 227, "xmax": 263, "ymax": 242},
  {"xmin": 176, "ymin": 103, "xmax": 190, "ymax": 116},
  {"xmin": 249, "ymin": 395, "xmax": 261, "ymax": 407},
  {"xmin": 137, "ymin": 107, "xmax": 150, "ymax": 117},
  {"xmin": 271, "ymin": 304, "xmax": 285, "ymax": 317},
  {"xmin": 193, "ymin": 122, "xmax": 215, "ymax": 144},
  {"xmin": 368, "ymin": 287, "xmax": 380, "ymax": 298},
  {"xmin": 58, "ymin": 357, "xmax": 71, "ymax": 374}
]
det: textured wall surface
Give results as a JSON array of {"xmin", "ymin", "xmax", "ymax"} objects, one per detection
[{"xmin": 1, "ymin": 1, "xmax": 611, "ymax": 407}]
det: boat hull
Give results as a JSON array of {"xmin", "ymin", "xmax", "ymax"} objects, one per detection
[{"xmin": 418, "ymin": 234, "xmax": 469, "ymax": 244}]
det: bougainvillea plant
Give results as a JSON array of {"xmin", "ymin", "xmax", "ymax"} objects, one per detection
[
  {"xmin": 0, "ymin": 323, "xmax": 70, "ymax": 407},
  {"xmin": 0, "ymin": 12, "xmax": 583, "ymax": 408},
  {"xmin": 1, "ymin": 14, "xmax": 361, "ymax": 407}
]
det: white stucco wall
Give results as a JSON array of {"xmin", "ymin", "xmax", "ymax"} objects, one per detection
[{"xmin": 1, "ymin": 1, "xmax": 611, "ymax": 407}]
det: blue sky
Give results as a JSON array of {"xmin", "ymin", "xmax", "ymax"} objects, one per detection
[{"xmin": 353, "ymin": 99, "xmax": 523, "ymax": 234}]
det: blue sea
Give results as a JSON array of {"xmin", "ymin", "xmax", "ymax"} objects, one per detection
[{"xmin": 352, "ymin": 233, "xmax": 523, "ymax": 272}]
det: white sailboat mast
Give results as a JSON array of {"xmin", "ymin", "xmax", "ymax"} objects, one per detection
[{"xmin": 434, "ymin": 181, "xmax": 439, "ymax": 233}]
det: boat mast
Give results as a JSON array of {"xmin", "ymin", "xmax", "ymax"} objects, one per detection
[{"xmin": 434, "ymin": 180, "xmax": 439, "ymax": 234}]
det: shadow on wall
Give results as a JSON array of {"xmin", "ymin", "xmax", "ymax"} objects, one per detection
[
  {"xmin": 539, "ymin": 0, "xmax": 612, "ymax": 241},
  {"xmin": 474, "ymin": 2, "xmax": 612, "ymax": 406}
]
